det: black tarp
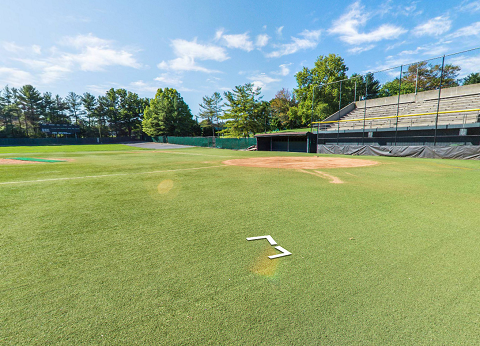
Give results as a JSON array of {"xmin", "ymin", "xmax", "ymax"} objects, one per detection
[{"xmin": 317, "ymin": 145, "xmax": 480, "ymax": 160}]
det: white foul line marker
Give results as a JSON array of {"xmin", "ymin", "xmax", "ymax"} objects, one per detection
[
  {"xmin": 268, "ymin": 246, "xmax": 292, "ymax": 259},
  {"xmin": 246, "ymin": 235, "xmax": 277, "ymax": 246}
]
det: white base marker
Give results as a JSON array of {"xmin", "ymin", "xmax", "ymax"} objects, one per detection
[
  {"xmin": 246, "ymin": 235, "xmax": 277, "ymax": 246},
  {"xmin": 268, "ymin": 246, "xmax": 292, "ymax": 259}
]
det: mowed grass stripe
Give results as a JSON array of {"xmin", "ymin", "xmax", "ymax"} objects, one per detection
[{"xmin": 0, "ymin": 165, "xmax": 225, "ymax": 185}]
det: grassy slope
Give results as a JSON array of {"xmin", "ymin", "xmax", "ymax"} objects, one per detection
[{"xmin": 1, "ymin": 146, "xmax": 480, "ymax": 345}]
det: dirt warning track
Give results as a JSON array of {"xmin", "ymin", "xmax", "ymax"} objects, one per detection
[{"xmin": 222, "ymin": 156, "xmax": 378, "ymax": 169}]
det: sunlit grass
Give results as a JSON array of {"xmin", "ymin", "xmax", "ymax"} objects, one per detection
[{"xmin": 1, "ymin": 145, "xmax": 480, "ymax": 344}]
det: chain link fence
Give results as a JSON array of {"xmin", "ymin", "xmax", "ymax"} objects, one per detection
[{"xmin": 313, "ymin": 48, "xmax": 480, "ymax": 147}]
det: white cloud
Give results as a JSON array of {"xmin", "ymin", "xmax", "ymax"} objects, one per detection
[
  {"xmin": 60, "ymin": 33, "xmax": 112, "ymax": 49},
  {"xmin": 256, "ymin": 34, "xmax": 270, "ymax": 47},
  {"xmin": 221, "ymin": 33, "xmax": 254, "ymax": 51},
  {"xmin": 171, "ymin": 39, "xmax": 228, "ymax": 61},
  {"xmin": 7, "ymin": 33, "xmax": 141, "ymax": 85},
  {"xmin": 40, "ymin": 64, "xmax": 71, "ymax": 84},
  {"xmin": 247, "ymin": 73, "xmax": 280, "ymax": 90},
  {"xmin": 385, "ymin": 40, "xmax": 408, "ymax": 51},
  {"xmin": 449, "ymin": 55, "xmax": 480, "ymax": 78},
  {"xmin": 413, "ymin": 16, "xmax": 451, "ymax": 37},
  {"xmin": 2, "ymin": 42, "xmax": 24, "ymax": 53},
  {"xmin": 396, "ymin": 2, "xmax": 422, "ymax": 16},
  {"xmin": 155, "ymin": 73, "xmax": 183, "ymax": 86},
  {"xmin": 2, "ymin": 42, "xmax": 42, "ymax": 55},
  {"xmin": 273, "ymin": 63, "xmax": 292, "ymax": 76},
  {"xmin": 159, "ymin": 38, "xmax": 228, "ymax": 73},
  {"xmin": 0, "ymin": 67, "xmax": 35, "ymax": 86},
  {"xmin": 65, "ymin": 46, "xmax": 141, "ymax": 71},
  {"xmin": 372, "ymin": 41, "xmax": 452, "ymax": 77},
  {"xmin": 266, "ymin": 29, "xmax": 321, "ymax": 58},
  {"xmin": 32, "ymin": 45, "xmax": 41, "ymax": 54},
  {"xmin": 449, "ymin": 22, "xmax": 480, "ymax": 38},
  {"xmin": 130, "ymin": 80, "xmax": 159, "ymax": 93},
  {"xmin": 457, "ymin": 1, "xmax": 480, "ymax": 12},
  {"xmin": 214, "ymin": 28, "xmax": 224, "ymax": 41},
  {"xmin": 86, "ymin": 84, "xmax": 110, "ymax": 95},
  {"xmin": 348, "ymin": 45, "xmax": 375, "ymax": 54},
  {"xmin": 329, "ymin": 1, "xmax": 406, "ymax": 45},
  {"xmin": 276, "ymin": 26, "xmax": 284, "ymax": 36}
]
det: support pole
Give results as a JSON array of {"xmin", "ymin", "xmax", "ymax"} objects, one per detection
[
  {"xmin": 394, "ymin": 65, "xmax": 403, "ymax": 146},
  {"xmin": 415, "ymin": 65, "xmax": 419, "ymax": 95},
  {"xmin": 362, "ymin": 75, "xmax": 368, "ymax": 145},
  {"xmin": 354, "ymin": 80, "xmax": 357, "ymax": 103},
  {"xmin": 311, "ymin": 86, "xmax": 315, "ymax": 133},
  {"xmin": 336, "ymin": 80, "xmax": 342, "ymax": 145},
  {"xmin": 434, "ymin": 55, "xmax": 446, "ymax": 146}
]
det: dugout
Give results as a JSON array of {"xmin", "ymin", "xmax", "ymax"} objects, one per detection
[{"xmin": 255, "ymin": 132, "xmax": 317, "ymax": 153}]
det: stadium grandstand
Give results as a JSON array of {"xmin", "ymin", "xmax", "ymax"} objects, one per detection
[{"xmin": 315, "ymin": 82, "xmax": 480, "ymax": 158}]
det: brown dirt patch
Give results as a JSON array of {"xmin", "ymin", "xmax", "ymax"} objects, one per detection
[
  {"xmin": 0, "ymin": 158, "xmax": 74, "ymax": 165},
  {"xmin": 222, "ymin": 156, "xmax": 378, "ymax": 170},
  {"xmin": 0, "ymin": 159, "xmax": 40, "ymax": 165},
  {"xmin": 298, "ymin": 169, "xmax": 344, "ymax": 184}
]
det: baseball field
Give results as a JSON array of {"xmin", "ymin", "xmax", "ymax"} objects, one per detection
[{"xmin": 1, "ymin": 144, "xmax": 480, "ymax": 345}]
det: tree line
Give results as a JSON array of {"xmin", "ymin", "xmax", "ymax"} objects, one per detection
[
  {"xmin": 189, "ymin": 54, "xmax": 480, "ymax": 137},
  {"xmin": 0, "ymin": 85, "xmax": 149, "ymax": 138},
  {"xmin": 2, "ymin": 54, "xmax": 479, "ymax": 139}
]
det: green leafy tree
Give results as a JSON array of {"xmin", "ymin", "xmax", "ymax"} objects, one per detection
[
  {"xmin": 198, "ymin": 92, "xmax": 223, "ymax": 136},
  {"xmin": 348, "ymin": 73, "xmax": 381, "ymax": 100},
  {"xmin": 221, "ymin": 83, "xmax": 263, "ymax": 137},
  {"xmin": 462, "ymin": 73, "xmax": 480, "ymax": 85},
  {"xmin": 17, "ymin": 85, "xmax": 42, "ymax": 136},
  {"xmin": 117, "ymin": 90, "xmax": 148, "ymax": 137},
  {"xmin": 81, "ymin": 92, "xmax": 98, "ymax": 127},
  {"xmin": 378, "ymin": 79, "xmax": 416, "ymax": 97},
  {"xmin": 39, "ymin": 92, "xmax": 55, "ymax": 124},
  {"xmin": 52, "ymin": 95, "xmax": 69, "ymax": 124},
  {"xmin": 294, "ymin": 54, "xmax": 349, "ymax": 123},
  {"xmin": 66, "ymin": 92, "xmax": 83, "ymax": 125},
  {"xmin": 142, "ymin": 88, "xmax": 195, "ymax": 137},
  {"xmin": 402, "ymin": 62, "xmax": 461, "ymax": 91},
  {"xmin": 270, "ymin": 88, "xmax": 297, "ymax": 129},
  {"xmin": 0, "ymin": 86, "xmax": 18, "ymax": 136},
  {"xmin": 98, "ymin": 88, "xmax": 120, "ymax": 136}
]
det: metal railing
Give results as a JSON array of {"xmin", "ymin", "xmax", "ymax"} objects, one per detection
[{"xmin": 310, "ymin": 47, "xmax": 480, "ymax": 146}]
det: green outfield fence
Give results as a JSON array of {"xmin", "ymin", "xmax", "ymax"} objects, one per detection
[{"xmin": 151, "ymin": 136, "xmax": 256, "ymax": 150}]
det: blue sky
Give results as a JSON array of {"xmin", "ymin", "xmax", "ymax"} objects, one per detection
[{"xmin": 1, "ymin": 0, "xmax": 480, "ymax": 113}]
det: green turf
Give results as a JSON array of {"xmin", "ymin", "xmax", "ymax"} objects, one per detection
[{"xmin": 1, "ymin": 145, "xmax": 480, "ymax": 345}]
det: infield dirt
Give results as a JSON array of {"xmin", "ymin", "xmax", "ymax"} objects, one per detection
[{"xmin": 222, "ymin": 156, "xmax": 378, "ymax": 169}]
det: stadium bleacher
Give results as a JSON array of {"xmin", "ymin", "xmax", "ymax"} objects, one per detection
[{"xmin": 320, "ymin": 83, "xmax": 480, "ymax": 132}]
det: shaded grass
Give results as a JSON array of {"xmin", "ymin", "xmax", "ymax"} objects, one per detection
[{"xmin": 1, "ymin": 146, "xmax": 480, "ymax": 344}]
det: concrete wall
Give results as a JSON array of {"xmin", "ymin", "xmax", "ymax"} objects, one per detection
[
  {"xmin": 355, "ymin": 82, "xmax": 480, "ymax": 109},
  {"xmin": 323, "ymin": 102, "xmax": 356, "ymax": 122}
]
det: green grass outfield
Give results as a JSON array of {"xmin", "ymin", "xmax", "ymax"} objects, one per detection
[{"xmin": 1, "ymin": 144, "xmax": 480, "ymax": 345}]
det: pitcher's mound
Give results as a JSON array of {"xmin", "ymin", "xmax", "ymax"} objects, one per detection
[{"xmin": 223, "ymin": 156, "xmax": 378, "ymax": 169}]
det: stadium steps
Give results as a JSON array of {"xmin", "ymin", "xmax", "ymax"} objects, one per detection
[{"xmin": 322, "ymin": 86, "xmax": 480, "ymax": 132}]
